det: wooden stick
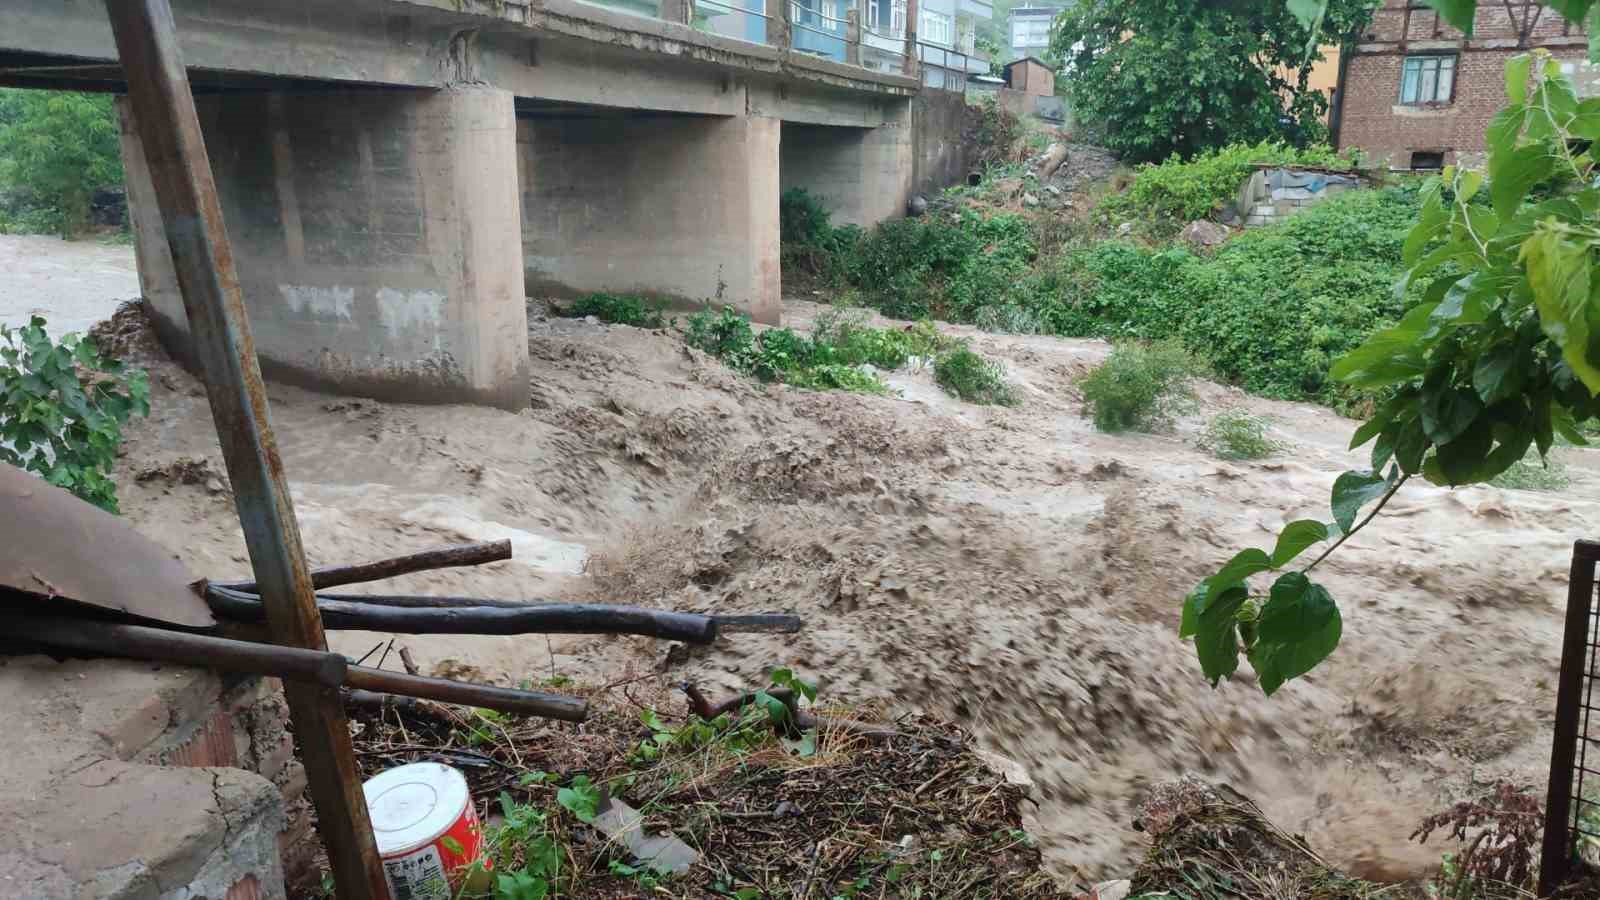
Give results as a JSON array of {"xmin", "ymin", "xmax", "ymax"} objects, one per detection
[
  {"xmin": 218, "ymin": 540, "xmax": 513, "ymax": 593},
  {"xmin": 208, "ymin": 586, "xmax": 722, "ymax": 644},
  {"xmin": 0, "ymin": 613, "xmax": 349, "ymax": 687},
  {"xmin": 346, "ymin": 667, "xmax": 587, "ymax": 722},
  {"xmin": 103, "ymin": 3, "xmax": 386, "ymax": 895}
]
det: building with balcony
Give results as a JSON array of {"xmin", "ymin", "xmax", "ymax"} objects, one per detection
[{"xmin": 1008, "ymin": 4, "xmax": 1061, "ymax": 61}]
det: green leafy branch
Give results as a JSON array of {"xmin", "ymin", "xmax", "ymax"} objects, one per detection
[
  {"xmin": 1182, "ymin": 45, "xmax": 1600, "ymax": 695},
  {"xmin": 0, "ymin": 316, "xmax": 149, "ymax": 513}
]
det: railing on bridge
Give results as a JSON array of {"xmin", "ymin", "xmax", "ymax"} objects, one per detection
[{"xmin": 572, "ymin": 0, "xmax": 979, "ymax": 89}]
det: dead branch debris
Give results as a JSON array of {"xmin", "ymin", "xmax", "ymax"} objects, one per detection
[{"xmin": 331, "ymin": 678, "xmax": 1067, "ymax": 899}]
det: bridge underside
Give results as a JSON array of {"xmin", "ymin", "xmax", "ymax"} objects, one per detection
[{"xmin": 3, "ymin": 0, "xmax": 965, "ymax": 409}]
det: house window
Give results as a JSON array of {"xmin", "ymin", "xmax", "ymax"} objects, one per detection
[
  {"xmin": 921, "ymin": 9, "xmax": 953, "ymax": 46},
  {"xmin": 1400, "ymin": 54, "xmax": 1456, "ymax": 104},
  {"xmin": 1410, "ymin": 150, "xmax": 1446, "ymax": 170},
  {"xmin": 1012, "ymin": 18, "xmax": 1051, "ymax": 48},
  {"xmin": 867, "ymin": 0, "xmax": 906, "ymax": 35}
]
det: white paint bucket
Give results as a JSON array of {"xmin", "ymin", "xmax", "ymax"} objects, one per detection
[{"xmin": 363, "ymin": 762, "xmax": 490, "ymax": 900}]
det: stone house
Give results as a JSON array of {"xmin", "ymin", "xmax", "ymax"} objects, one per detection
[{"xmin": 1334, "ymin": 0, "xmax": 1597, "ymax": 169}]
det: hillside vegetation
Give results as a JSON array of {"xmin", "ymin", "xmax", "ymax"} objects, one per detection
[{"xmin": 781, "ymin": 114, "xmax": 1416, "ymax": 410}]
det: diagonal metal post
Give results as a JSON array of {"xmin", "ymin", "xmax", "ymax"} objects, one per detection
[{"xmin": 101, "ymin": 2, "xmax": 388, "ymax": 897}]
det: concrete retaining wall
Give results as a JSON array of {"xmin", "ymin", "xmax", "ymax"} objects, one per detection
[
  {"xmin": 121, "ymin": 87, "xmax": 530, "ymax": 410},
  {"xmin": 911, "ymin": 90, "xmax": 968, "ymax": 200}
]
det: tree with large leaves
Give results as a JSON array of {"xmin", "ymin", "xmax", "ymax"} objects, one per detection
[
  {"xmin": 1048, "ymin": 0, "xmax": 1378, "ymax": 162},
  {"xmin": 1184, "ymin": 0, "xmax": 1600, "ymax": 695}
]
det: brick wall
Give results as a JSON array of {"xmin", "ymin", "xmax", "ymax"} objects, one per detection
[{"xmin": 1338, "ymin": 1, "xmax": 1593, "ymax": 167}]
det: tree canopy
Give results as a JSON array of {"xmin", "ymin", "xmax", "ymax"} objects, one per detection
[{"xmin": 1050, "ymin": 0, "xmax": 1377, "ymax": 162}]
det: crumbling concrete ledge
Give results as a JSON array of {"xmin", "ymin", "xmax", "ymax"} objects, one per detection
[{"xmin": 0, "ymin": 656, "xmax": 302, "ymax": 899}]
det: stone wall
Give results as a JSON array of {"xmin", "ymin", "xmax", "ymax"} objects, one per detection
[
  {"xmin": 0, "ymin": 658, "xmax": 304, "ymax": 898},
  {"xmin": 1237, "ymin": 167, "xmax": 1364, "ymax": 227}
]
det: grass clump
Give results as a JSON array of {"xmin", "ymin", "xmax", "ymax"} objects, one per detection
[
  {"xmin": 1198, "ymin": 408, "xmax": 1282, "ymax": 460},
  {"xmin": 1491, "ymin": 449, "xmax": 1570, "ymax": 492},
  {"xmin": 1079, "ymin": 340, "xmax": 1203, "ymax": 433},
  {"xmin": 560, "ymin": 292, "xmax": 667, "ymax": 328},
  {"xmin": 934, "ymin": 346, "xmax": 1018, "ymax": 406}
]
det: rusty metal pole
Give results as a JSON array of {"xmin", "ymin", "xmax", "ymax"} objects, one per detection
[{"xmin": 100, "ymin": 2, "xmax": 388, "ymax": 897}]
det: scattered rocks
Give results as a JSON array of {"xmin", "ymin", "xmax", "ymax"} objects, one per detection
[{"xmin": 1179, "ymin": 219, "xmax": 1230, "ymax": 248}]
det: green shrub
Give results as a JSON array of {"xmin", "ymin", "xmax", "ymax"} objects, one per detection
[
  {"xmin": 780, "ymin": 187, "xmax": 834, "ymax": 246},
  {"xmin": 1098, "ymin": 141, "xmax": 1352, "ymax": 230},
  {"xmin": 1078, "ymin": 340, "xmax": 1203, "ymax": 433},
  {"xmin": 561, "ymin": 292, "xmax": 666, "ymax": 328},
  {"xmin": 1199, "ymin": 408, "xmax": 1283, "ymax": 460},
  {"xmin": 934, "ymin": 346, "xmax": 1018, "ymax": 406},
  {"xmin": 0, "ymin": 317, "xmax": 149, "ymax": 512},
  {"xmin": 685, "ymin": 306, "xmax": 757, "ymax": 360},
  {"xmin": 684, "ymin": 307, "xmax": 1006, "ymax": 403}
]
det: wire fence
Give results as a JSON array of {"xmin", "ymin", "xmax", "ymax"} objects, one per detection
[{"xmin": 1541, "ymin": 539, "xmax": 1600, "ymax": 895}]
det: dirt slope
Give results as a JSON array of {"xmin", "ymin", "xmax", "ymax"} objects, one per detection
[{"xmin": 110, "ymin": 299, "xmax": 1598, "ymax": 889}]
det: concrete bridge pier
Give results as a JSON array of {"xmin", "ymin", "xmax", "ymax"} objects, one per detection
[
  {"xmin": 517, "ymin": 112, "xmax": 782, "ymax": 325},
  {"xmin": 120, "ymin": 85, "xmax": 531, "ymax": 410},
  {"xmin": 780, "ymin": 101, "xmax": 914, "ymax": 228}
]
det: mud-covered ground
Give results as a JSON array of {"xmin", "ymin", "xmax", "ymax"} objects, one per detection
[{"xmin": 74, "ymin": 294, "xmax": 1596, "ymax": 891}]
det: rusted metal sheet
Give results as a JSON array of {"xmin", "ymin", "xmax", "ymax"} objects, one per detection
[
  {"xmin": 0, "ymin": 462, "xmax": 213, "ymax": 628},
  {"xmin": 103, "ymin": 1, "xmax": 387, "ymax": 896}
]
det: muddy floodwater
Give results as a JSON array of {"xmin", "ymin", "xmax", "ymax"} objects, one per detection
[{"xmin": 6, "ymin": 235, "xmax": 1596, "ymax": 888}]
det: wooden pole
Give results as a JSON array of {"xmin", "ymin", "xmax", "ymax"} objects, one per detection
[
  {"xmin": 100, "ymin": 2, "xmax": 388, "ymax": 897},
  {"xmin": 0, "ymin": 614, "xmax": 350, "ymax": 688}
]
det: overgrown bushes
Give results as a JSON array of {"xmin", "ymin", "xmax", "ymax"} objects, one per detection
[
  {"xmin": 777, "ymin": 144, "xmax": 1420, "ymax": 410},
  {"xmin": 1047, "ymin": 185, "xmax": 1423, "ymax": 405},
  {"xmin": 1096, "ymin": 141, "xmax": 1351, "ymax": 229}
]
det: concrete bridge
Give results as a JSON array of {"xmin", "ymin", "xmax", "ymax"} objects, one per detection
[{"xmin": 0, "ymin": 0, "xmax": 972, "ymax": 409}]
